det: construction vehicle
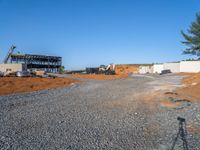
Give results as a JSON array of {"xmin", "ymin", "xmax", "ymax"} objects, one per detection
[
  {"xmin": 4, "ymin": 45, "xmax": 16, "ymax": 64},
  {"xmin": 86, "ymin": 64, "xmax": 116, "ymax": 75},
  {"xmin": 16, "ymin": 71, "xmax": 32, "ymax": 77},
  {"xmin": 99, "ymin": 64, "xmax": 115, "ymax": 75},
  {"xmin": 86, "ymin": 67, "xmax": 99, "ymax": 74},
  {"xmin": 160, "ymin": 69, "xmax": 171, "ymax": 75}
]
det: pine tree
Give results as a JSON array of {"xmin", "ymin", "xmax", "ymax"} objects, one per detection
[{"xmin": 181, "ymin": 12, "xmax": 200, "ymax": 56}]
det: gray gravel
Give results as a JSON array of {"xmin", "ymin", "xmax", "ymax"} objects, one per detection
[{"xmin": 0, "ymin": 74, "xmax": 200, "ymax": 150}]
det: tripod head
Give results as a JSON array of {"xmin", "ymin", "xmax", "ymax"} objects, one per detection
[
  {"xmin": 177, "ymin": 117, "xmax": 186, "ymax": 128},
  {"xmin": 177, "ymin": 117, "xmax": 185, "ymax": 123}
]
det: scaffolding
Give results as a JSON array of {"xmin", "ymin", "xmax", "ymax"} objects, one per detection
[{"xmin": 10, "ymin": 54, "xmax": 62, "ymax": 73}]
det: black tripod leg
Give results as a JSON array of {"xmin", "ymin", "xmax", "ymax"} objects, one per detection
[
  {"xmin": 182, "ymin": 123, "xmax": 189, "ymax": 150},
  {"xmin": 171, "ymin": 129, "xmax": 180, "ymax": 150}
]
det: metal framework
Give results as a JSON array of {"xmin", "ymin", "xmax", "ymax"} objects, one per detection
[
  {"xmin": 4, "ymin": 45, "xmax": 16, "ymax": 64},
  {"xmin": 10, "ymin": 54, "xmax": 62, "ymax": 73}
]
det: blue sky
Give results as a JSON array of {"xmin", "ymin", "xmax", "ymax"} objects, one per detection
[{"xmin": 0, "ymin": 0, "xmax": 200, "ymax": 70}]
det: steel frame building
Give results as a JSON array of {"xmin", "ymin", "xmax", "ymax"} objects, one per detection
[{"xmin": 10, "ymin": 54, "xmax": 62, "ymax": 73}]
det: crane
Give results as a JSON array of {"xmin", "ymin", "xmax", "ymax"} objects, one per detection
[{"xmin": 4, "ymin": 45, "xmax": 16, "ymax": 64}]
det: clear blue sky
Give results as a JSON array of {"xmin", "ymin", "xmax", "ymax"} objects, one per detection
[{"xmin": 0, "ymin": 0, "xmax": 199, "ymax": 70}]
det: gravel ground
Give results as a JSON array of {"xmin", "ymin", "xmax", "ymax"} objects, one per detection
[{"xmin": 0, "ymin": 74, "xmax": 200, "ymax": 150}]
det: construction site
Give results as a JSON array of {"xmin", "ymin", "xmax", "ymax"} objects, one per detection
[
  {"xmin": 0, "ymin": 45, "xmax": 200, "ymax": 149},
  {"xmin": 1, "ymin": 1, "xmax": 200, "ymax": 149}
]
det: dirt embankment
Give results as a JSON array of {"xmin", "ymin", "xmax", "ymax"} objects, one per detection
[
  {"xmin": 115, "ymin": 64, "xmax": 140, "ymax": 74},
  {"xmin": 0, "ymin": 77, "xmax": 77, "ymax": 96},
  {"xmin": 70, "ymin": 64, "xmax": 140, "ymax": 80},
  {"xmin": 72, "ymin": 74, "xmax": 128, "ymax": 80},
  {"xmin": 175, "ymin": 73, "xmax": 200, "ymax": 103}
]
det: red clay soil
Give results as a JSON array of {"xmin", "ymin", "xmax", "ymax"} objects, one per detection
[
  {"xmin": 115, "ymin": 64, "xmax": 139, "ymax": 74},
  {"xmin": 72, "ymin": 74, "xmax": 128, "ymax": 80},
  {"xmin": 0, "ymin": 77, "xmax": 77, "ymax": 96},
  {"xmin": 160, "ymin": 100, "xmax": 182, "ymax": 108},
  {"xmin": 175, "ymin": 73, "xmax": 200, "ymax": 103}
]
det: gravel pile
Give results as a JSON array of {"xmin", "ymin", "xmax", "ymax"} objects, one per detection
[{"xmin": 0, "ymin": 74, "xmax": 200, "ymax": 149}]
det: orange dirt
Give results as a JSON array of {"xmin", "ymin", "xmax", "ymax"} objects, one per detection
[
  {"xmin": 160, "ymin": 100, "xmax": 181, "ymax": 108},
  {"xmin": 187, "ymin": 124, "xmax": 200, "ymax": 135},
  {"xmin": 175, "ymin": 73, "xmax": 200, "ymax": 103},
  {"xmin": 72, "ymin": 74, "xmax": 128, "ymax": 80},
  {"xmin": 0, "ymin": 77, "xmax": 77, "ymax": 96},
  {"xmin": 115, "ymin": 64, "xmax": 139, "ymax": 74}
]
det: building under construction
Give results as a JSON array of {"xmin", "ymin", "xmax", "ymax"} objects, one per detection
[
  {"xmin": 10, "ymin": 54, "xmax": 62, "ymax": 73},
  {"xmin": 1, "ymin": 46, "xmax": 62, "ymax": 73}
]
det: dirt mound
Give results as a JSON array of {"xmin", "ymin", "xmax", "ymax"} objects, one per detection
[
  {"xmin": 72, "ymin": 74, "xmax": 128, "ymax": 80},
  {"xmin": 175, "ymin": 73, "xmax": 200, "ymax": 103},
  {"xmin": 0, "ymin": 77, "xmax": 77, "ymax": 96},
  {"xmin": 115, "ymin": 64, "xmax": 139, "ymax": 74}
]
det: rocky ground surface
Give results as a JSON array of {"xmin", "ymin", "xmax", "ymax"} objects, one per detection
[{"xmin": 0, "ymin": 74, "xmax": 200, "ymax": 150}]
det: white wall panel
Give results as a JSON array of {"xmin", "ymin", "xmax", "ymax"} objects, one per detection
[
  {"xmin": 180, "ymin": 61, "xmax": 200, "ymax": 73},
  {"xmin": 163, "ymin": 63, "xmax": 180, "ymax": 73},
  {"xmin": 0, "ymin": 64, "xmax": 23, "ymax": 72}
]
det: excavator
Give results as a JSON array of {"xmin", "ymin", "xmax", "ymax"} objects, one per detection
[
  {"xmin": 98, "ymin": 64, "xmax": 115, "ymax": 75},
  {"xmin": 86, "ymin": 64, "xmax": 116, "ymax": 75}
]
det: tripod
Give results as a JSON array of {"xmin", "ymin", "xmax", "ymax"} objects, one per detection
[{"xmin": 171, "ymin": 117, "xmax": 189, "ymax": 150}]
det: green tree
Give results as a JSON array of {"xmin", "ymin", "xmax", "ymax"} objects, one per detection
[
  {"xmin": 181, "ymin": 12, "xmax": 200, "ymax": 56},
  {"xmin": 60, "ymin": 66, "xmax": 65, "ymax": 74}
]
